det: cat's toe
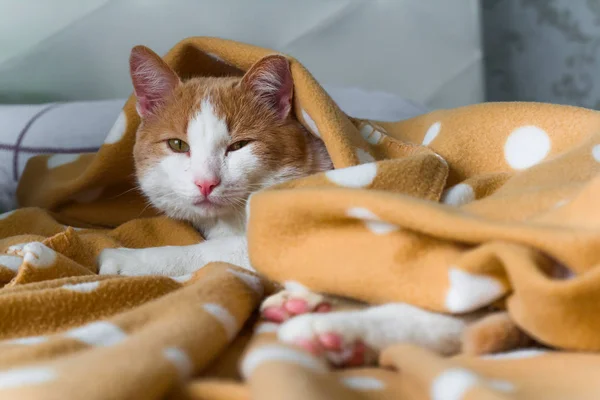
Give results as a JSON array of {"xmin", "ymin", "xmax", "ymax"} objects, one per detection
[
  {"xmin": 260, "ymin": 290, "xmax": 330, "ymax": 323},
  {"xmin": 97, "ymin": 248, "xmax": 131, "ymax": 275},
  {"xmin": 278, "ymin": 313, "xmax": 375, "ymax": 367},
  {"xmin": 7, "ymin": 243, "xmax": 28, "ymax": 256}
]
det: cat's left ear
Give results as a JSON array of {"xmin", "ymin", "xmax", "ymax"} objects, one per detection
[{"xmin": 242, "ymin": 55, "xmax": 293, "ymax": 120}]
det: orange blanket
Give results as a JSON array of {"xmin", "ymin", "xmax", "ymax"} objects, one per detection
[{"xmin": 0, "ymin": 37, "xmax": 599, "ymax": 399}]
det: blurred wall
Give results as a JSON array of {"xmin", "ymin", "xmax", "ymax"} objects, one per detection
[
  {"xmin": 0, "ymin": 0, "xmax": 484, "ymax": 109},
  {"xmin": 483, "ymin": 0, "xmax": 600, "ymax": 109}
]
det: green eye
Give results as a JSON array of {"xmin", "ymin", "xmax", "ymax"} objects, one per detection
[
  {"xmin": 167, "ymin": 139, "xmax": 190, "ymax": 153},
  {"xmin": 227, "ymin": 140, "xmax": 251, "ymax": 153}
]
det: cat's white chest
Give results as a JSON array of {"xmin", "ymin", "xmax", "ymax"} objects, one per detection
[{"xmin": 199, "ymin": 213, "xmax": 246, "ymax": 240}]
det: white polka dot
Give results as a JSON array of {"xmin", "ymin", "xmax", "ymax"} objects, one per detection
[
  {"xmin": 360, "ymin": 124, "xmax": 383, "ymax": 145},
  {"xmin": 241, "ymin": 345, "xmax": 328, "ymax": 378},
  {"xmin": 504, "ymin": 125, "xmax": 551, "ymax": 170},
  {"xmin": 19, "ymin": 242, "xmax": 56, "ymax": 268},
  {"xmin": 325, "ymin": 163, "xmax": 377, "ymax": 188},
  {"xmin": 104, "ymin": 111, "xmax": 128, "ymax": 144},
  {"xmin": 301, "ymin": 109, "xmax": 320, "ymax": 138},
  {"xmin": 346, "ymin": 207, "xmax": 398, "ymax": 235},
  {"xmin": 431, "ymin": 368, "xmax": 478, "ymax": 400},
  {"xmin": 72, "ymin": 187, "xmax": 103, "ymax": 203},
  {"xmin": 422, "ymin": 122, "xmax": 441, "ymax": 145},
  {"xmin": 593, "ymin": 144, "xmax": 600, "ymax": 162},
  {"xmin": 341, "ymin": 376, "xmax": 385, "ymax": 391},
  {"xmin": 445, "ymin": 268, "xmax": 505, "ymax": 313},
  {"xmin": 163, "ymin": 347, "xmax": 193, "ymax": 380},
  {"xmin": 228, "ymin": 268, "xmax": 263, "ymax": 297},
  {"xmin": 0, "ymin": 367, "xmax": 56, "ymax": 390},
  {"xmin": 171, "ymin": 274, "xmax": 193, "ymax": 283},
  {"xmin": 356, "ymin": 148, "xmax": 376, "ymax": 164},
  {"xmin": 481, "ymin": 349, "xmax": 547, "ymax": 360},
  {"xmin": 202, "ymin": 303, "xmax": 238, "ymax": 341},
  {"xmin": 3, "ymin": 336, "xmax": 48, "ymax": 346},
  {"xmin": 47, "ymin": 154, "xmax": 80, "ymax": 169},
  {"xmin": 0, "ymin": 255, "xmax": 22, "ymax": 272},
  {"xmin": 255, "ymin": 322, "xmax": 279, "ymax": 334},
  {"xmin": 0, "ymin": 210, "xmax": 15, "ymax": 220},
  {"xmin": 64, "ymin": 321, "xmax": 127, "ymax": 347},
  {"xmin": 441, "ymin": 183, "xmax": 476, "ymax": 206},
  {"xmin": 61, "ymin": 281, "xmax": 100, "ymax": 293}
]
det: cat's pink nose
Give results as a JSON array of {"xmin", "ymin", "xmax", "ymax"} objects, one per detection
[{"xmin": 195, "ymin": 178, "xmax": 220, "ymax": 197}]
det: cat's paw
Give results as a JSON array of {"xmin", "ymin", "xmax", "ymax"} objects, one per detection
[
  {"xmin": 277, "ymin": 312, "xmax": 376, "ymax": 367},
  {"xmin": 260, "ymin": 289, "xmax": 331, "ymax": 323},
  {"xmin": 98, "ymin": 248, "xmax": 147, "ymax": 276},
  {"xmin": 7, "ymin": 242, "xmax": 55, "ymax": 268},
  {"xmin": 6, "ymin": 243, "xmax": 28, "ymax": 256}
]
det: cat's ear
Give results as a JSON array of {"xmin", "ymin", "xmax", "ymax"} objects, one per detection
[
  {"xmin": 242, "ymin": 55, "xmax": 293, "ymax": 120},
  {"xmin": 129, "ymin": 45, "xmax": 180, "ymax": 118}
]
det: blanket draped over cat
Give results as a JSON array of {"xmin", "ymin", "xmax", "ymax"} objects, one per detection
[{"xmin": 0, "ymin": 37, "xmax": 598, "ymax": 399}]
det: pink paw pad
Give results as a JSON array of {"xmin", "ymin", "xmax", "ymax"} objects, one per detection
[
  {"xmin": 262, "ymin": 298, "xmax": 331, "ymax": 323},
  {"xmin": 293, "ymin": 332, "xmax": 367, "ymax": 367}
]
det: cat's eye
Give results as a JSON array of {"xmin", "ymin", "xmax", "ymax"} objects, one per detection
[
  {"xmin": 227, "ymin": 140, "xmax": 251, "ymax": 153},
  {"xmin": 167, "ymin": 139, "xmax": 190, "ymax": 153}
]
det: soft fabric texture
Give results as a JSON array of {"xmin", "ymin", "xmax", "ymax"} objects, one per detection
[{"xmin": 1, "ymin": 37, "xmax": 599, "ymax": 399}]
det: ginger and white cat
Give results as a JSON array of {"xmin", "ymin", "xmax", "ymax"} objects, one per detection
[
  {"xmin": 98, "ymin": 46, "xmax": 331, "ymax": 276},
  {"xmin": 98, "ymin": 46, "xmax": 529, "ymax": 367}
]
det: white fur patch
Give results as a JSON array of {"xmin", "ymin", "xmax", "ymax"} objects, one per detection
[
  {"xmin": 202, "ymin": 303, "xmax": 238, "ymax": 341},
  {"xmin": 278, "ymin": 303, "xmax": 467, "ymax": 356},
  {"xmin": 283, "ymin": 280, "xmax": 310, "ymax": 293},
  {"xmin": 445, "ymin": 268, "xmax": 505, "ymax": 313},
  {"xmin": 241, "ymin": 345, "xmax": 329, "ymax": 378}
]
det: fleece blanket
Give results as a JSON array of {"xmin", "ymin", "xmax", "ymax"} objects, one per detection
[{"xmin": 0, "ymin": 37, "xmax": 599, "ymax": 399}]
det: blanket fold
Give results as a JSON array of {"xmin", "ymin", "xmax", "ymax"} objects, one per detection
[{"xmin": 1, "ymin": 36, "xmax": 600, "ymax": 399}]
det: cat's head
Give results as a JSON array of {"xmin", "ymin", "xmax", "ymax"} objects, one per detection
[{"xmin": 129, "ymin": 46, "xmax": 331, "ymax": 225}]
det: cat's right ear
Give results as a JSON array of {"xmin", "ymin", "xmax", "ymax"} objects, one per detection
[{"xmin": 129, "ymin": 46, "xmax": 180, "ymax": 118}]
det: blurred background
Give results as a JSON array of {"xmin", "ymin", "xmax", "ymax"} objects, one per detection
[
  {"xmin": 0, "ymin": 0, "xmax": 599, "ymax": 197},
  {"xmin": 3, "ymin": 0, "xmax": 600, "ymax": 108},
  {"xmin": 483, "ymin": 0, "xmax": 600, "ymax": 109}
]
